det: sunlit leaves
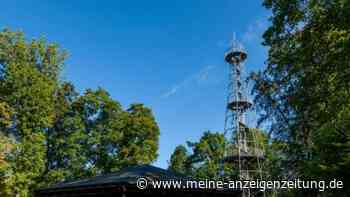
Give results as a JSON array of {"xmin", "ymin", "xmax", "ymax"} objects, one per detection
[{"xmin": 252, "ymin": 0, "xmax": 350, "ymax": 195}]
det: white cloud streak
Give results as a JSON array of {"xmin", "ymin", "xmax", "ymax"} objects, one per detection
[
  {"xmin": 242, "ymin": 17, "xmax": 269, "ymax": 44},
  {"xmin": 161, "ymin": 65, "xmax": 216, "ymax": 98}
]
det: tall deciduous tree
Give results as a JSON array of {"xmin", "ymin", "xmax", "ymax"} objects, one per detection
[
  {"xmin": 0, "ymin": 29, "xmax": 66, "ymax": 196},
  {"xmin": 251, "ymin": 0, "xmax": 350, "ymax": 195},
  {"xmin": 72, "ymin": 88, "xmax": 125, "ymax": 176},
  {"xmin": 119, "ymin": 103, "xmax": 160, "ymax": 166},
  {"xmin": 44, "ymin": 82, "xmax": 86, "ymax": 183},
  {"xmin": 0, "ymin": 29, "xmax": 161, "ymax": 196},
  {"xmin": 46, "ymin": 88, "xmax": 160, "ymax": 180}
]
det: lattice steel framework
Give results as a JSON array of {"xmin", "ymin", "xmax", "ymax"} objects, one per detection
[{"xmin": 222, "ymin": 37, "xmax": 264, "ymax": 197}]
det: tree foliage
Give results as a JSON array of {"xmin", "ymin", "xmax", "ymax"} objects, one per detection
[
  {"xmin": 0, "ymin": 29, "xmax": 63, "ymax": 196},
  {"xmin": 169, "ymin": 145, "xmax": 189, "ymax": 175},
  {"xmin": 169, "ymin": 130, "xmax": 269, "ymax": 180},
  {"xmin": 250, "ymin": 0, "xmax": 350, "ymax": 195},
  {"xmin": 168, "ymin": 131, "xmax": 226, "ymax": 179},
  {"xmin": 0, "ymin": 29, "xmax": 160, "ymax": 196}
]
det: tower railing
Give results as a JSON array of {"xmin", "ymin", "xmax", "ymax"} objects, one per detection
[{"xmin": 222, "ymin": 37, "xmax": 265, "ymax": 197}]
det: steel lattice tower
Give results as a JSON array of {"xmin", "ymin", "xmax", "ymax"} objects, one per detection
[{"xmin": 222, "ymin": 37, "xmax": 264, "ymax": 197}]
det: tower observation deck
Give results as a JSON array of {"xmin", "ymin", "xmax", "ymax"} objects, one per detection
[{"xmin": 222, "ymin": 37, "xmax": 264, "ymax": 197}]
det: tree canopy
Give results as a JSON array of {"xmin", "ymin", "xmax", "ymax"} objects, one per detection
[
  {"xmin": 249, "ymin": 0, "xmax": 350, "ymax": 196},
  {"xmin": 168, "ymin": 131, "xmax": 226, "ymax": 179},
  {"xmin": 0, "ymin": 29, "xmax": 160, "ymax": 197},
  {"xmin": 169, "ymin": 129, "xmax": 268, "ymax": 180}
]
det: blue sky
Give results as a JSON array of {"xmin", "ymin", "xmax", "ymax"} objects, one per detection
[{"xmin": 2, "ymin": 0, "xmax": 269, "ymax": 168}]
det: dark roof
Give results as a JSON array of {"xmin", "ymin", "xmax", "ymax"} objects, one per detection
[
  {"xmin": 36, "ymin": 165, "xmax": 242, "ymax": 197},
  {"xmin": 39, "ymin": 165, "xmax": 188, "ymax": 191}
]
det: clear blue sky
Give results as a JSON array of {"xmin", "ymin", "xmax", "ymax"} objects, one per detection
[{"xmin": 2, "ymin": 0, "xmax": 269, "ymax": 168}]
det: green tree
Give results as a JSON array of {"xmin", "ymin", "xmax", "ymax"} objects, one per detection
[
  {"xmin": 44, "ymin": 82, "xmax": 87, "ymax": 184},
  {"xmin": 169, "ymin": 131, "xmax": 227, "ymax": 179},
  {"xmin": 46, "ymin": 88, "xmax": 160, "ymax": 181},
  {"xmin": 0, "ymin": 29, "xmax": 66, "ymax": 196},
  {"xmin": 251, "ymin": 0, "xmax": 350, "ymax": 195},
  {"xmin": 169, "ymin": 129, "xmax": 277, "ymax": 183},
  {"xmin": 168, "ymin": 145, "xmax": 190, "ymax": 174},
  {"xmin": 0, "ymin": 134, "xmax": 15, "ymax": 196},
  {"xmin": 118, "ymin": 103, "xmax": 160, "ymax": 167},
  {"xmin": 188, "ymin": 131, "xmax": 226, "ymax": 179},
  {"xmin": 0, "ymin": 28, "xmax": 161, "ymax": 196},
  {"xmin": 71, "ymin": 88, "xmax": 124, "ymax": 176}
]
